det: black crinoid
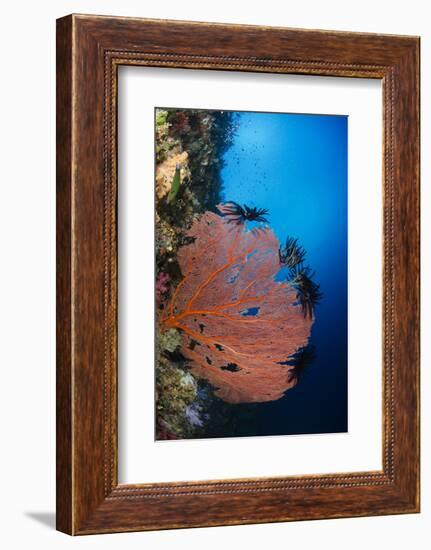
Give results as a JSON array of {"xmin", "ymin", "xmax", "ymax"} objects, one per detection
[
  {"xmin": 279, "ymin": 235, "xmax": 322, "ymax": 319},
  {"xmin": 279, "ymin": 344, "xmax": 316, "ymax": 383},
  {"xmin": 218, "ymin": 201, "xmax": 269, "ymax": 225},
  {"xmin": 279, "ymin": 237, "xmax": 306, "ymax": 268},
  {"xmin": 289, "ymin": 264, "xmax": 323, "ymax": 319}
]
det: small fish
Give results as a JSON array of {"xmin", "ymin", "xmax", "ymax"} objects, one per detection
[{"xmin": 167, "ymin": 163, "xmax": 181, "ymax": 203}]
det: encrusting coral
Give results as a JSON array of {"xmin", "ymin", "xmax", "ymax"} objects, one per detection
[
  {"xmin": 155, "ymin": 151, "xmax": 189, "ymax": 200},
  {"xmin": 158, "ymin": 327, "xmax": 182, "ymax": 353},
  {"xmin": 156, "ymin": 272, "xmax": 171, "ymax": 303},
  {"xmin": 155, "ymin": 355, "xmax": 198, "ymax": 438}
]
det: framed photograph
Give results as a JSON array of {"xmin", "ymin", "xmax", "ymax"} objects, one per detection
[{"xmin": 56, "ymin": 14, "xmax": 420, "ymax": 534}]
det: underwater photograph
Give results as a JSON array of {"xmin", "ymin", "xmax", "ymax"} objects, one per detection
[{"xmin": 154, "ymin": 107, "xmax": 347, "ymax": 440}]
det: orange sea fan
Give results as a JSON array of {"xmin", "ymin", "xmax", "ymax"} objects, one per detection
[{"xmin": 161, "ymin": 211, "xmax": 314, "ymax": 404}]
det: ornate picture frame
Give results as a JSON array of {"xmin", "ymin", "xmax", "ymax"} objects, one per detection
[{"xmin": 56, "ymin": 14, "xmax": 420, "ymax": 534}]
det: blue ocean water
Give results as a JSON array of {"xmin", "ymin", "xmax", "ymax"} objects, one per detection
[{"xmin": 220, "ymin": 110, "xmax": 348, "ymax": 436}]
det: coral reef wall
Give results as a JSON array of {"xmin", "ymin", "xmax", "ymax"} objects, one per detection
[{"xmin": 155, "ymin": 108, "xmax": 238, "ymax": 439}]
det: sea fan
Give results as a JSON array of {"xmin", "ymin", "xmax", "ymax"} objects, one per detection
[{"xmin": 161, "ymin": 211, "xmax": 313, "ymax": 403}]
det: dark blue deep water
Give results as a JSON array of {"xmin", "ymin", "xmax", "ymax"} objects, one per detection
[{"xmin": 218, "ymin": 111, "xmax": 348, "ymax": 436}]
